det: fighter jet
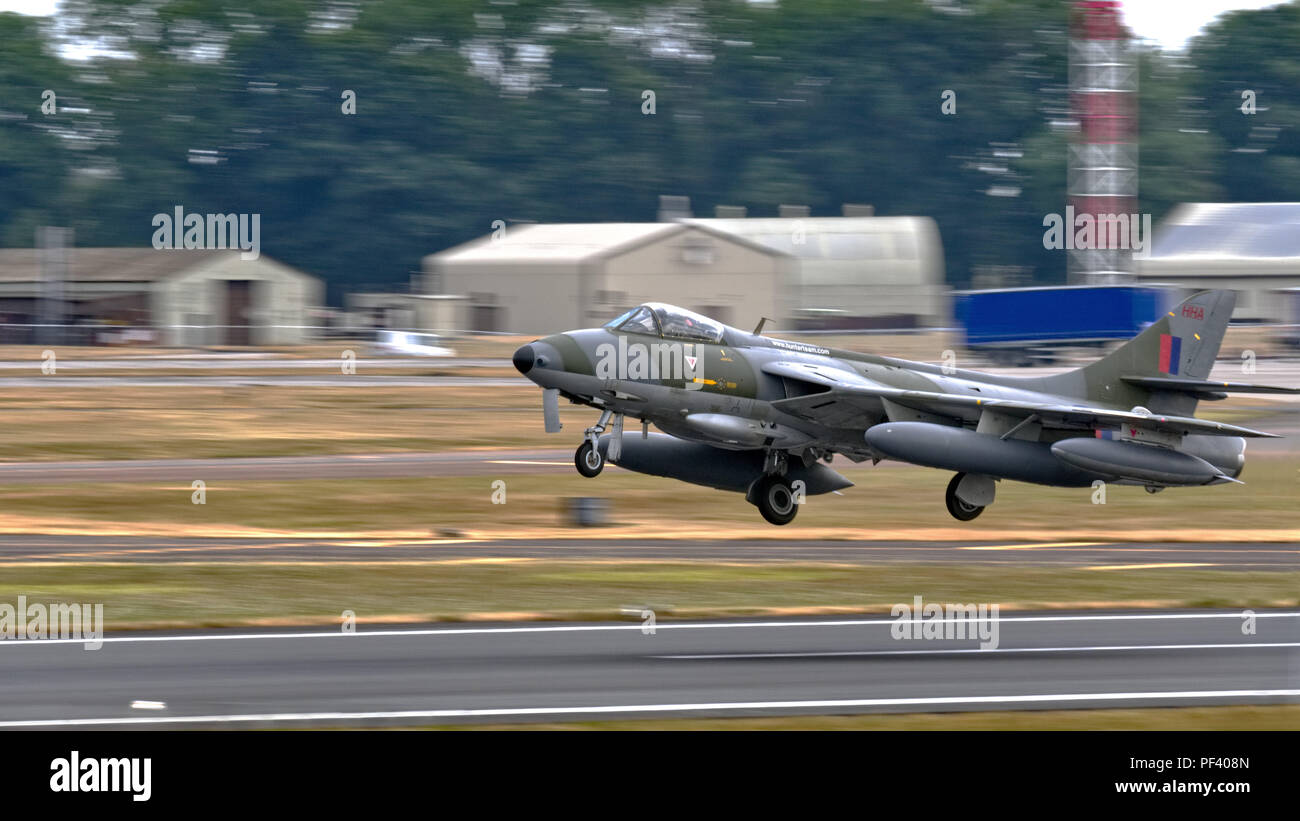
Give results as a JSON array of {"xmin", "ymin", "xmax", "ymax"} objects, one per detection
[{"xmin": 512, "ymin": 290, "xmax": 1296, "ymax": 523}]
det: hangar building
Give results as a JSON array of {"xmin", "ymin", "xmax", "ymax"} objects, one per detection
[
  {"xmin": 423, "ymin": 222, "xmax": 793, "ymax": 334},
  {"xmin": 423, "ymin": 211, "xmax": 946, "ymax": 334},
  {"xmin": 682, "ymin": 215, "xmax": 946, "ymax": 329},
  {"xmin": 1135, "ymin": 203, "xmax": 1300, "ymax": 322},
  {"xmin": 0, "ymin": 247, "xmax": 323, "ymax": 346}
]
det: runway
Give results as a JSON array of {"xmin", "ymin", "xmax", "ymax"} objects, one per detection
[
  {"xmin": 1, "ymin": 534, "xmax": 1297, "ymax": 568},
  {"xmin": 1, "ymin": 610, "xmax": 1296, "ymax": 727}
]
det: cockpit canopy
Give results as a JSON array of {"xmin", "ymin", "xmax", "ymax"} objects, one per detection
[{"xmin": 604, "ymin": 303, "xmax": 726, "ymax": 343}]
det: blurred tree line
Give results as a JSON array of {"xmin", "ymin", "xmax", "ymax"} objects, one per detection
[{"xmin": 0, "ymin": 0, "xmax": 1296, "ymax": 300}]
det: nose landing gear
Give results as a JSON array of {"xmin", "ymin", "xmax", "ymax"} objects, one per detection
[
  {"xmin": 575, "ymin": 440, "xmax": 604, "ymax": 477},
  {"xmin": 574, "ymin": 409, "xmax": 622, "ymax": 478}
]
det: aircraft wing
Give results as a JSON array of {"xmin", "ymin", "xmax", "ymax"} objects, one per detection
[
  {"xmin": 764, "ymin": 361, "xmax": 1280, "ymax": 439},
  {"xmin": 761, "ymin": 361, "xmax": 895, "ymax": 428}
]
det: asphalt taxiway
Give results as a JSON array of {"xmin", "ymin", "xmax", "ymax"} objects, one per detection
[{"xmin": 0, "ymin": 449, "xmax": 575, "ymax": 483}]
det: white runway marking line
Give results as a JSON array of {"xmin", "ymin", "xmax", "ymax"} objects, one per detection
[
  {"xmin": 3, "ymin": 689, "xmax": 1300, "ymax": 728},
  {"xmin": 0, "ymin": 610, "xmax": 1297, "ymax": 647},
  {"xmin": 655, "ymin": 642, "xmax": 1300, "ymax": 660}
]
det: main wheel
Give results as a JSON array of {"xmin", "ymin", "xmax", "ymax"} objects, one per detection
[
  {"xmin": 575, "ymin": 441, "xmax": 604, "ymax": 477},
  {"xmin": 753, "ymin": 475, "xmax": 798, "ymax": 526},
  {"xmin": 944, "ymin": 472, "xmax": 985, "ymax": 521}
]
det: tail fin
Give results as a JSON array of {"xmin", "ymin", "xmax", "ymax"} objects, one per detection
[{"xmin": 1073, "ymin": 289, "xmax": 1237, "ymax": 413}]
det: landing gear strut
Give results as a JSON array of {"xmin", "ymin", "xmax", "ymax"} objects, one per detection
[
  {"xmin": 944, "ymin": 472, "xmax": 988, "ymax": 521},
  {"xmin": 574, "ymin": 409, "xmax": 618, "ymax": 478},
  {"xmin": 749, "ymin": 474, "xmax": 798, "ymax": 526},
  {"xmin": 763, "ymin": 448, "xmax": 788, "ymax": 476}
]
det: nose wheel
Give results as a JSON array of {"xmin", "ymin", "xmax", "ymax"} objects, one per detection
[{"xmin": 575, "ymin": 440, "xmax": 604, "ymax": 477}]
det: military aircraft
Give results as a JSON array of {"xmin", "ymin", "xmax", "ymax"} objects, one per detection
[{"xmin": 512, "ymin": 290, "xmax": 1296, "ymax": 523}]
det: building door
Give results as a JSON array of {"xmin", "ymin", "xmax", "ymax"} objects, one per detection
[
  {"xmin": 226, "ymin": 281, "xmax": 253, "ymax": 345},
  {"xmin": 471, "ymin": 304, "xmax": 500, "ymax": 332}
]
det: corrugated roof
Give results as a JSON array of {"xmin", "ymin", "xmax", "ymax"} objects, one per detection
[
  {"xmin": 429, "ymin": 221, "xmax": 796, "ymax": 265},
  {"xmin": 685, "ymin": 216, "xmax": 935, "ymax": 261},
  {"xmin": 431, "ymin": 223, "xmax": 684, "ymax": 264},
  {"xmin": 685, "ymin": 216, "xmax": 925, "ymax": 235},
  {"xmin": 1151, "ymin": 203, "xmax": 1300, "ymax": 259},
  {"xmin": 0, "ymin": 248, "xmax": 237, "ymax": 282}
]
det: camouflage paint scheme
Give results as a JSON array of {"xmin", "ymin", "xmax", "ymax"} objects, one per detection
[{"xmin": 514, "ymin": 290, "xmax": 1293, "ymax": 521}]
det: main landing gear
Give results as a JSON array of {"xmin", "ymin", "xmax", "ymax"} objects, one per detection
[
  {"xmin": 751, "ymin": 474, "xmax": 798, "ymax": 525},
  {"xmin": 747, "ymin": 449, "xmax": 798, "ymax": 526},
  {"xmin": 945, "ymin": 472, "xmax": 993, "ymax": 521}
]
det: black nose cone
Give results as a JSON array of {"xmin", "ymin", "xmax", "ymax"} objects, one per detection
[{"xmin": 512, "ymin": 344, "xmax": 535, "ymax": 375}]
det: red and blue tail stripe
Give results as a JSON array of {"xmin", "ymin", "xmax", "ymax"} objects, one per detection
[{"xmin": 1158, "ymin": 333, "xmax": 1182, "ymax": 375}]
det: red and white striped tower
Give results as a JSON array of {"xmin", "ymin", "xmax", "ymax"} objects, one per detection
[{"xmin": 1069, "ymin": 0, "xmax": 1137, "ymax": 284}]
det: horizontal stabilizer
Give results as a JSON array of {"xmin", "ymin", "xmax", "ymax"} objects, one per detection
[{"xmin": 1121, "ymin": 376, "xmax": 1300, "ymax": 395}]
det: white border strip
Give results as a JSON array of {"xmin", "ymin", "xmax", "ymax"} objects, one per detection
[
  {"xmin": 1, "ymin": 611, "xmax": 1297, "ymax": 647},
  {"xmin": 656, "ymin": 641, "xmax": 1300, "ymax": 659},
  {"xmin": 4, "ymin": 689, "xmax": 1299, "ymax": 727}
]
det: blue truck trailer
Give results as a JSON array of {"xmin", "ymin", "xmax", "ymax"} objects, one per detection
[{"xmin": 952, "ymin": 285, "xmax": 1179, "ymax": 365}]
